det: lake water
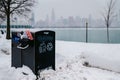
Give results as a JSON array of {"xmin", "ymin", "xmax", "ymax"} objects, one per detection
[
  {"xmin": 51, "ymin": 28, "xmax": 120, "ymax": 43},
  {"xmin": 2, "ymin": 28, "xmax": 120, "ymax": 43}
]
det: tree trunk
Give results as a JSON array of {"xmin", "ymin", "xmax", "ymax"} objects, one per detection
[
  {"xmin": 6, "ymin": 13, "xmax": 10, "ymax": 39},
  {"xmin": 6, "ymin": 2, "xmax": 11, "ymax": 39}
]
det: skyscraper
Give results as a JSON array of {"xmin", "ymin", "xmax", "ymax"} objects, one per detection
[
  {"xmin": 45, "ymin": 14, "xmax": 49, "ymax": 26},
  {"xmin": 31, "ymin": 12, "xmax": 35, "ymax": 27},
  {"xmin": 51, "ymin": 8, "xmax": 56, "ymax": 26},
  {"xmin": 119, "ymin": 10, "xmax": 120, "ymax": 22},
  {"xmin": 88, "ymin": 14, "xmax": 92, "ymax": 27}
]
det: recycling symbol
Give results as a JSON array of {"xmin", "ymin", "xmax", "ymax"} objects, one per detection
[
  {"xmin": 39, "ymin": 42, "xmax": 46, "ymax": 53},
  {"xmin": 47, "ymin": 42, "xmax": 53, "ymax": 51},
  {"xmin": 39, "ymin": 42, "xmax": 53, "ymax": 53}
]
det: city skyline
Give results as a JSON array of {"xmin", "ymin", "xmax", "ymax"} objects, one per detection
[
  {"xmin": 1, "ymin": 7, "xmax": 120, "ymax": 28},
  {"xmin": 1, "ymin": 0, "xmax": 120, "ymax": 28},
  {"xmin": 35, "ymin": 8, "xmax": 120, "ymax": 28},
  {"xmin": 33, "ymin": 0, "xmax": 120, "ymax": 22}
]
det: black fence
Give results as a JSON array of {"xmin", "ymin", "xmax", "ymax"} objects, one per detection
[{"xmin": 0, "ymin": 25, "xmax": 32, "ymax": 28}]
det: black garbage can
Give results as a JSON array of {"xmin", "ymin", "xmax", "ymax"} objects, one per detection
[{"xmin": 12, "ymin": 30, "xmax": 55, "ymax": 75}]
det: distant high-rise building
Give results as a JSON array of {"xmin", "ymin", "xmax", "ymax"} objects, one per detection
[
  {"xmin": 68, "ymin": 16, "xmax": 74, "ymax": 26},
  {"xmin": 81, "ymin": 18, "xmax": 87, "ymax": 27},
  {"xmin": 31, "ymin": 12, "xmax": 35, "ymax": 27},
  {"xmin": 45, "ymin": 14, "xmax": 49, "ymax": 26},
  {"xmin": 75, "ymin": 16, "xmax": 81, "ymax": 26},
  {"xmin": 88, "ymin": 14, "xmax": 92, "ymax": 27},
  {"xmin": 119, "ymin": 10, "xmax": 120, "ymax": 22},
  {"xmin": 119, "ymin": 10, "xmax": 120, "ymax": 26},
  {"xmin": 51, "ymin": 8, "xmax": 56, "ymax": 26}
]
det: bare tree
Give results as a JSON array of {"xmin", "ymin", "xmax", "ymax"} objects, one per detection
[
  {"xmin": 0, "ymin": 1, "xmax": 5, "ymax": 23},
  {"xmin": 0, "ymin": 0, "xmax": 35, "ymax": 39},
  {"xmin": 102, "ymin": 0, "xmax": 117, "ymax": 43},
  {"xmin": 0, "ymin": 13, "xmax": 5, "ymax": 24}
]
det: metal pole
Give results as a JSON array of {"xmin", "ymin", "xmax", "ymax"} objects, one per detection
[{"xmin": 86, "ymin": 22, "xmax": 88, "ymax": 43}]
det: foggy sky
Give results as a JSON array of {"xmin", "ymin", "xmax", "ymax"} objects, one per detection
[{"xmin": 33, "ymin": 0, "xmax": 120, "ymax": 22}]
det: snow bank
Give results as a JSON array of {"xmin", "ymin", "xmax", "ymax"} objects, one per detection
[
  {"xmin": 40, "ymin": 55, "xmax": 120, "ymax": 80},
  {"xmin": 39, "ymin": 41, "xmax": 120, "ymax": 80},
  {"xmin": 82, "ymin": 44, "xmax": 120, "ymax": 73},
  {"xmin": 0, "ymin": 53, "xmax": 36, "ymax": 80},
  {"xmin": 0, "ymin": 65, "xmax": 36, "ymax": 80},
  {"xmin": 0, "ymin": 33, "xmax": 36, "ymax": 80},
  {"xmin": 56, "ymin": 41, "xmax": 120, "ymax": 73},
  {"xmin": 0, "ymin": 33, "xmax": 11, "ymax": 55},
  {"xmin": 0, "ymin": 52, "xmax": 36, "ymax": 80},
  {"xmin": 1, "ymin": 31, "xmax": 120, "ymax": 80}
]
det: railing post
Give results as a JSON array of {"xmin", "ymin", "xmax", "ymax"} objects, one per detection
[{"xmin": 86, "ymin": 21, "xmax": 88, "ymax": 43}]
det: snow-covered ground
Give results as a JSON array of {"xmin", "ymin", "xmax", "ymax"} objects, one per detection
[{"xmin": 0, "ymin": 32, "xmax": 120, "ymax": 80}]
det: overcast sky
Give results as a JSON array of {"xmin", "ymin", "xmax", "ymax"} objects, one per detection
[{"xmin": 33, "ymin": 0, "xmax": 120, "ymax": 22}]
